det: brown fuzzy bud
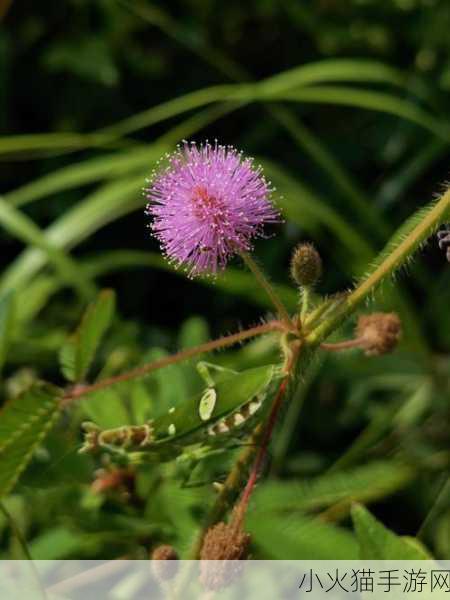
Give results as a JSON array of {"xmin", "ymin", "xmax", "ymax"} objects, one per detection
[
  {"xmin": 91, "ymin": 467, "xmax": 135, "ymax": 497},
  {"xmin": 356, "ymin": 312, "xmax": 401, "ymax": 356},
  {"xmin": 290, "ymin": 243, "xmax": 322, "ymax": 287},
  {"xmin": 199, "ymin": 521, "xmax": 251, "ymax": 591},
  {"xmin": 151, "ymin": 545, "xmax": 179, "ymax": 581}
]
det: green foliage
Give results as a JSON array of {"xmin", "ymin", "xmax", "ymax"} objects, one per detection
[
  {"xmin": 79, "ymin": 363, "xmax": 279, "ymax": 456},
  {"xmin": 252, "ymin": 461, "xmax": 415, "ymax": 514},
  {"xmin": 247, "ymin": 510, "xmax": 359, "ymax": 560},
  {"xmin": 0, "ymin": 0, "xmax": 449, "ymax": 562},
  {"xmin": 60, "ymin": 290, "xmax": 116, "ymax": 382},
  {"xmin": 0, "ymin": 384, "xmax": 61, "ymax": 498},
  {"xmin": 351, "ymin": 504, "xmax": 431, "ymax": 560},
  {"xmin": 0, "ymin": 291, "xmax": 14, "ymax": 373}
]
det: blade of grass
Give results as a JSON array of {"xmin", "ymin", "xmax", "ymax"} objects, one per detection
[
  {"xmin": 273, "ymin": 86, "xmax": 447, "ymax": 140},
  {"xmin": 5, "ymin": 102, "xmax": 239, "ymax": 209},
  {"xmin": 0, "ymin": 176, "xmax": 143, "ymax": 293},
  {"xmin": 0, "ymin": 197, "xmax": 95, "ymax": 299}
]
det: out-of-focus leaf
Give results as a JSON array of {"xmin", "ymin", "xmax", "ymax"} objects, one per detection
[
  {"xmin": 0, "ymin": 176, "xmax": 143, "ymax": 293},
  {"xmin": 79, "ymin": 387, "xmax": 130, "ymax": 430},
  {"xmin": 178, "ymin": 317, "xmax": 211, "ymax": 396},
  {"xmin": 0, "ymin": 291, "xmax": 14, "ymax": 372},
  {"xmin": 0, "ymin": 383, "xmax": 61, "ymax": 497},
  {"xmin": 247, "ymin": 510, "xmax": 358, "ymax": 559},
  {"xmin": 0, "ymin": 197, "xmax": 95, "ymax": 299},
  {"xmin": 43, "ymin": 38, "xmax": 119, "ymax": 87},
  {"xmin": 253, "ymin": 461, "xmax": 415, "ymax": 514},
  {"xmin": 5, "ymin": 145, "xmax": 161, "ymax": 208},
  {"xmin": 259, "ymin": 59, "xmax": 407, "ymax": 96},
  {"xmin": 178, "ymin": 316, "xmax": 210, "ymax": 350},
  {"xmin": 29, "ymin": 527, "xmax": 98, "ymax": 559},
  {"xmin": 5, "ymin": 101, "xmax": 231, "ymax": 209},
  {"xmin": 275, "ymin": 86, "xmax": 446, "ymax": 139},
  {"xmin": 60, "ymin": 289, "xmax": 116, "ymax": 382},
  {"xmin": 351, "ymin": 503, "xmax": 431, "ymax": 559}
]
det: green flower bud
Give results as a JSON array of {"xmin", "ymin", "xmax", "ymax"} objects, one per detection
[{"xmin": 290, "ymin": 243, "xmax": 322, "ymax": 287}]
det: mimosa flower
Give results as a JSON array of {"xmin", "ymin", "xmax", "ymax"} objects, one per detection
[{"xmin": 145, "ymin": 141, "xmax": 279, "ymax": 277}]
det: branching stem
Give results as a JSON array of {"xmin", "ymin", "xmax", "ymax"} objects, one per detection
[
  {"xmin": 189, "ymin": 344, "xmax": 299, "ymax": 558},
  {"xmin": 307, "ymin": 186, "xmax": 450, "ymax": 345}
]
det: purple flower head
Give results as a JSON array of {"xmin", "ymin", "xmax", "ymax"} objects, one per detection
[{"xmin": 145, "ymin": 141, "xmax": 280, "ymax": 277}]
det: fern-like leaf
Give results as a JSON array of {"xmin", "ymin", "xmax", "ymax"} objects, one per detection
[{"xmin": 60, "ymin": 289, "xmax": 116, "ymax": 382}]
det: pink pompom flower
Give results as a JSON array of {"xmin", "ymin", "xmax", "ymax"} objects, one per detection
[{"xmin": 145, "ymin": 141, "xmax": 280, "ymax": 277}]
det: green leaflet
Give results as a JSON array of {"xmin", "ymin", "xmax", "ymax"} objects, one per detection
[
  {"xmin": 0, "ymin": 383, "xmax": 62, "ymax": 497},
  {"xmin": 80, "ymin": 363, "xmax": 280, "ymax": 454},
  {"xmin": 0, "ymin": 291, "xmax": 15, "ymax": 373},
  {"xmin": 247, "ymin": 510, "xmax": 359, "ymax": 560},
  {"xmin": 351, "ymin": 504, "xmax": 432, "ymax": 559},
  {"xmin": 59, "ymin": 289, "xmax": 116, "ymax": 383},
  {"xmin": 251, "ymin": 461, "xmax": 415, "ymax": 514}
]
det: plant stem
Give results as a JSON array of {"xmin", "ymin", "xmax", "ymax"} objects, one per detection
[
  {"xmin": 300, "ymin": 286, "xmax": 311, "ymax": 320},
  {"xmin": 240, "ymin": 251, "xmax": 293, "ymax": 329},
  {"xmin": 234, "ymin": 374, "xmax": 290, "ymax": 525},
  {"xmin": 321, "ymin": 337, "xmax": 366, "ymax": 352},
  {"xmin": 189, "ymin": 345, "xmax": 299, "ymax": 558},
  {"xmin": 306, "ymin": 187, "xmax": 450, "ymax": 345},
  {"xmin": 188, "ymin": 425, "xmax": 262, "ymax": 558},
  {"xmin": 62, "ymin": 320, "xmax": 284, "ymax": 404}
]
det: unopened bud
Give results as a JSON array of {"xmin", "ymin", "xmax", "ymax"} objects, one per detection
[
  {"xmin": 356, "ymin": 312, "xmax": 401, "ymax": 356},
  {"xmin": 151, "ymin": 544, "xmax": 179, "ymax": 581},
  {"xmin": 199, "ymin": 521, "xmax": 251, "ymax": 590},
  {"xmin": 91, "ymin": 467, "xmax": 135, "ymax": 498},
  {"xmin": 290, "ymin": 243, "xmax": 322, "ymax": 287}
]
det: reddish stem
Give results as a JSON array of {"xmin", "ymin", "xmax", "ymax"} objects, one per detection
[
  {"xmin": 233, "ymin": 373, "xmax": 290, "ymax": 526},
  {"xmin": 62, "ymin": 320, "xmax": 284, "ymax": 405}
]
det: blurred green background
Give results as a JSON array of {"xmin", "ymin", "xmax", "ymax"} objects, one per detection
[{"xmin": 0, "ymin": 0, "xmax": 449, "ymax": 561}]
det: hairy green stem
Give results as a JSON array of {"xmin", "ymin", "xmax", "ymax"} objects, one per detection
[
  {"xmin": 321, "ymin": 337, "xmax": 366, "ymax": 352},
  {"xmin": 300, "ymin": 286, "xmax": 311, "ymax": 321},
  {"xmin": 240, "ymin": 251, "xmax": 293, "ymax": 328},
  {"xmin": 307, "ymin": 187, "xmax": 450, "ymax": 345}
]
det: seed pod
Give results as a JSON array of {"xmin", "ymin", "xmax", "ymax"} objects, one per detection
[
  {"xmin": 151, "ymin": 545, "xmax": 179, "ymax": 581},
  {"xmin": 356, "ymin": 312, "xmax": 401, "ymax": 356},
  {"xmin": 290, "ymin": 243, "xmax": 322, "ymax": 287},
  {"xmin": 199, "ymin": 521, "xmax": 251, "ymax": 591}
]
